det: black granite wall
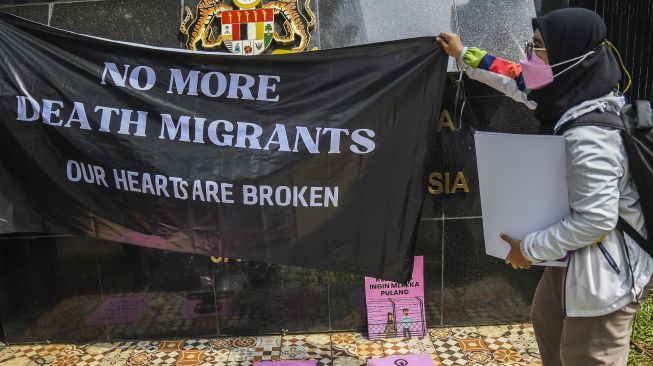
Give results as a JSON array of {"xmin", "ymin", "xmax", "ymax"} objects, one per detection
[
  {"xmin": 590, "ymin": 0, "xmax": 653, "ymax": 101},
  {"xmin": 534, "ymin": 0, "xmax": 569, "ymax": 15},
  {"xmin": 0, "ymin": 0, "xmax": 545, "ymax": 343},
  {"xmin": 539, "ymin": 0, "xmax": 653, "ymax": 100}
]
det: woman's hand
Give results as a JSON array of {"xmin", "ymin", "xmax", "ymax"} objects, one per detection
[
  {"xmin": 436, "ymin": 32, "xmax": 465, "ymax": 59},
  {"xmin": 501, "ymin": 234, "xmax": 532, "ymax": 270}
]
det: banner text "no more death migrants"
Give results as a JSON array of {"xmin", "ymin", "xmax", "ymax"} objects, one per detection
[{"xmin": 0, "ymin": 13, "xmax": 448, "ymax": 281}]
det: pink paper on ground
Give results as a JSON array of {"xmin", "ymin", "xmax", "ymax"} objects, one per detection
[
  {"xmin": 367, "ymin": 354, "xmax": 435, "ymax": 366},
  {"xmin": 254, "ymin": 361, "xmax": 317, "ymax": 366}
]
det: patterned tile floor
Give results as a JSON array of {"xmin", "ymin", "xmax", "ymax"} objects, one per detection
[{"xmin": 0, "ymin": 323, "xmax": 541, "ymax": 365}]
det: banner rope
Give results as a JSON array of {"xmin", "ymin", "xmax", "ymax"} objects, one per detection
[{"xmin": 451, "ymin": 0, "xmax": 466, "ymax": 131}]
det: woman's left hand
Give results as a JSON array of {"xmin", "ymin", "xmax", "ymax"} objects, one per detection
[
  {"xmin": 436, "ymin": 32, "xmax": 465, "ymax": 59},
  {"xmin": 501, "ymin": 234, "xmax": 532, "ymax": 269}
]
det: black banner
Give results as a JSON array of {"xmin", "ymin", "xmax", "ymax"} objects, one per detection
[{"xmin": 0, "ymin": 14, "xmax": 447, "ymax": 281}]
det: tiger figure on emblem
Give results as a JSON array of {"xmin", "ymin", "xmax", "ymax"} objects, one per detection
[{"xmin": 180, "ymin": 0, "xmax": 316, "ymax": 54}]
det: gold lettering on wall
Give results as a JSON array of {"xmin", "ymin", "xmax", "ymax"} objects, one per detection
[
  {"xmin": 428, "ymin": 172, "xmax": 470, "ymax": 195},
  {"xmin": 437, "ymin": 109, "xmax": 455, "ymax": 132},
  {"xmin": 211, "ymin": 256, "xmax": 243, "ymax": 264}
]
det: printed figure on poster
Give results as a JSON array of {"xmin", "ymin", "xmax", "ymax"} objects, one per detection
[{"xmin": 365, "ymin": 256, "xmax": 426, "ymax": 339}]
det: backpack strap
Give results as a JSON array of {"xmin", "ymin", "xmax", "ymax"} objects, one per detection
[
  {"xmin": 618, "ymin": 217, "xmax": 652, "ymax": 248},
  {"xmin": 554, "ymin": 111, "xmax": 624, "ymax": 136},
  {"xmin": 632, "ymin": 100, "xmax": 653, "ymax": 130}
]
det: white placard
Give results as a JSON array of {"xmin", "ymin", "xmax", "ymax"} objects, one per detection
[{"xmin": 475, "ymin": 131, "xmax": 570, "ymax": 266}]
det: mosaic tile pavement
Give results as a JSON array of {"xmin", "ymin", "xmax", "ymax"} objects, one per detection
[{"xmin": 0, "ymin": 324, "xmax": 542, "ymax": 365}]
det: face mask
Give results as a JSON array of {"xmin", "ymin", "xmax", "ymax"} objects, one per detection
[{"xmin": 519, "ymin": 50, "xmax": 596, "ymax": 90}]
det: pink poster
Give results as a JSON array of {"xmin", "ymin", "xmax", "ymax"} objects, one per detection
[
  {"xmin": 367, "ymin": 354, "xmax": 435, "ymax": 366},
  {"xmin": 254, "ymin": 361, "xmax": 317, "ymax": 366},
  {"xmin": 365, "ymin": 256, "xmax": 426, "ymax": 339}
]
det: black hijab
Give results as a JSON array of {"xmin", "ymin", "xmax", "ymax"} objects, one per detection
[{"xmin": 528, "ymin": 8, "xmax": 622, "ymax": 134}]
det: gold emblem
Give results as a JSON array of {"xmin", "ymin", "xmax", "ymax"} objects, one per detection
[
  {"xmin": 180, "ymin": 0, "xmax": 316, "ymax": 54},
  {"xmin": 233, "ymin": 0, "xmax": 261, "ymax": 8}
]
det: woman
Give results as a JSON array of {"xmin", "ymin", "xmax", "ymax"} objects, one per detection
[{"xmin": 436, "ymin": 8, "xmax": 652, "ymax": 365}]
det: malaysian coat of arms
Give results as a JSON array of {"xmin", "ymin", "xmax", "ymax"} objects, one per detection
[{"xmin": 180, "ymin": 0, "xmax": 316, "ymax": 55}]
